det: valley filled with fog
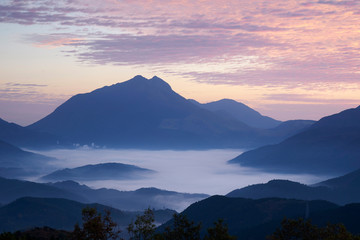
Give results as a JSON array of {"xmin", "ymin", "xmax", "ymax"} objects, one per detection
[{"xmin": 32, "ymin": 148, "xmax": 329, "ymax": 195}]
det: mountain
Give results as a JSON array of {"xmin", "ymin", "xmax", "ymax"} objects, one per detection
[
  {"xmin": 28, "ymin": 75, "xmax": 290, "ymax": 149},
  {"xmin": 0, "ymin": 117, "xmax": 64, "ymax": 149},
  {"xmin": 226, "ymin": 179, "xmax": 330, "ymax": 200},
  {"xmin": 190, "ymin": 98, "xmax": 281, "ymax": 129},
  {"xmin": 48, "ymin": 181, "xmax": 208, "ymax": 211},
  {"xmin": 0, "ymin": 140, "xmax": 57, "ymax": 178},
  {"xmin": 229, "ymin": 106, "xmax": 360, "ymax": 174},
  {"xmin": 0, "ymin": 177, "xmax": 207, "ymax": 211},
  {"xmin": 40, "ymin": 162, "xmax": 154, "ymax": 181},
  {"xmin": 0, "ymin": 197, "xmax": 175, "ymax": 232},
  {"xmin": 315, "ymin": 168, "xmax": 360, "ymax": 189},
  {"xmin": 0, "ymin": 177, "xmax": 85, "ymax": 205},
  {"xmin": 160, "ymin": 195, "xmax": 344, "ymax": 239}
]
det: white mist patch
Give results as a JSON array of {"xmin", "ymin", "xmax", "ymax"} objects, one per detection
[{"xmin": 35, "ymin": 148, "xmax": 328, "ymax": 196}]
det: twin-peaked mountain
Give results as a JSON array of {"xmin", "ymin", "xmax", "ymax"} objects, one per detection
[
  {"xmin": 28, "ymin": 75, "xmax": 303, "ymax": 149},
  {"xmin": 230, "ymin": 106, "xmax": 360, "ymax": 174}
]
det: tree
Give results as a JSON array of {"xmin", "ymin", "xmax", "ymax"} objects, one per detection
[
  {"xmin": 127, "ymin": 208, "xmax": 156, "ymax": 240},
  {"xmin": 268, "ymin": 218, "xmax": 360, "ymax": 240},
  {"xmin": 162, "ymin": 214, "xmax": 201, "ymax": 240},
  {"xmin": 72, "ymin": 207, "xmax": 122, "ymax": 240},
  {"xmin": 204, "ymin": 219, "xmax": 236, "ymax": 240}
]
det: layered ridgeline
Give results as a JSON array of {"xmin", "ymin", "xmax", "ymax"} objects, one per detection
[
  {"xmin": 0, "ymin": 197, "xmax": 175, "ymax": 233},
  {"xmin": 229, "ymin": 106, "xmax": 360, "ymax": 174},
  {"xmin": 189, "ymin": 98, "xmax": 281, "ymax": 129},
  {"xmin": 226, "ymin": 166, "xmax": 360, "ymax": 205},
  {"xmin": 0, "ymin": 140, "xmax": 56, "ymax": 178},
  {"xmin": 162, "ymin": 195, "xmax": 360, "ymax": 240},
  {"xmin": 28, "ymin": 76, "xmax": 308, "ymax": 149},
  {"xmin": 0, "ymin": 177, "xmax": 208, "ymax": 211}
]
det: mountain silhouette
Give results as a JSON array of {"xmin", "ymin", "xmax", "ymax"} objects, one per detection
[
  {"xmin": 160, "ymin": 195, "xmax": 345, "ymax": 239},
  {"xmin": 0, "ymin": 177, "xmax": 85, "ymax": 204},
  {"xmin": 0, "ymin": 140, "xmax": 56, "ymax": 178},
  {"xmin": 0, "ymin": 176, "xmax": 207, "ymax": 211},
  {"xmin": 0, "ymin": 118, "xmax": 64, "ymax": 149},
  {"xmin": 229, "ymin": 106, "xmax": 360, "ymax": 174},
  {"xmin": 226, "ymin": 173, "xmax": 360, "ymax": 205},
  {"xmin": 28, "ymin": 75, "xmax": 265, "ymax": 149},
  {"xmin": 48, "ymin": 181, "xmax": 208, "ymax": 211},
  {"xmin": 40, "ymin": 162, "xmax": 154, "ymax": 181},
  {"xmin": 190, "ymin": 98, "xmax": 281, "ymax": 129},
  {"xmin": 0, "ymin": 197, "xmax": 175, "ymax": 232}
]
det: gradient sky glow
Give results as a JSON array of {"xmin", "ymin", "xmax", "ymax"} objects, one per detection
[{"xmin": 1, "ymin": 0, "xmax": 360, "ymax": 125}]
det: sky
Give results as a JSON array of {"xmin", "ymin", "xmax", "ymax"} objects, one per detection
[{"xmin": 1, "ymin": 0, "xmax": 360, "ymax": 126}]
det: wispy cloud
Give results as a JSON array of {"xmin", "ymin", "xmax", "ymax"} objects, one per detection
[{"xmin": 1, "ymin": 0, "xmax": 360, "ymax": 88}]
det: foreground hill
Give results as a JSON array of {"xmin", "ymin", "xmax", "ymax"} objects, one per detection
[
  {"xmin": 0, "ymin": 140, "xmax": 56, "ymax": 178},
  {"xmin": 229, "ymin": 106, "xmax": 360, "ymax": 174},
  {"xmin": 161, "ymin": 196, "xmax": 341, "ymax": 239},
  {"xmin": 0, "ymin": 118, "xmax": 64, "ymax": 149},
  {"xmin": 40, "ymin": 162, "xmax": 154, "ymax": 181},
  {"xmin": 162, "ymin": 195, "xmax": 360, "ymax": 239},
  {"xmin": 0, "ymin": 197, "xmax": 175, "ymax": 232},
  {"xmin": 189, "ymin": 98, "xmax": 281, "ymax": 129}
]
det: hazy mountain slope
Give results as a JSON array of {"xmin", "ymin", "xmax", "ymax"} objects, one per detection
[
  {"xmin": 0, "ymin": 118, "xmax": 64, "ymax": 149},
  {"xmin": 191, "ymin": 98, "xmax": 281, "ymax": 129},
  {"xmin": 28, "ymin": 75, "xmax": 275, "ymax": 149},
  {"xmin": 0, "ymin": 197, "xmax": 175, "ymax": 232},
  {"xmin": 229, "ymin": 106, "xmax": 360, "ymax": 174},
  {"xmin": 0, "ymin": 140, "xmax": 56, "ymax": 178},
  {"xmin": 160, "ymin": 195, "xmax": 339, "ymax": 239},
  {"xmin": 226, "ymin": 180, "xmax": 331, "ymax": 200},
  {"xmin": 40, "ymin": 163, "xmax": 154, "ymax": 181},
  {"xmin": 0, "ymin": 177, "xmax": 85, "ymax": 205},
  {"xmin": 48, "ymin": 181, "xmax": 209, "ymax": 211},
  {"xmin": 226, "ymin": 177, "xmax": 360, "ymax": 205},
  {"xmin": 315, "ymin": 168, "xmax": 360, "ymax": 189}
]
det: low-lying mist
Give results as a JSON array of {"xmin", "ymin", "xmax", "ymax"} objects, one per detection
[{"xmin": 34, "ymin": 148, "xmax": 329, "ymax": 195}]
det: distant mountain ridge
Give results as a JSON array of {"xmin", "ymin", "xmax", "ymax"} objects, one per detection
[
  {"xmin": 0, "ymin": 177, "xmax": 207, "ymax": 211},
  {"xmin": 229, "ymin": 106, "xmax": 360, "ymax": 174},
  {"xmin": 190, "ymin": 98, "xmax": 281, "ymax": 129},
  {"xmin": 28, "ymin": 75, "xmax": 313, "ymax": 149},
  {"xmin": 28, "ymin": 76, "xmax": 257, "ymax": 149}
]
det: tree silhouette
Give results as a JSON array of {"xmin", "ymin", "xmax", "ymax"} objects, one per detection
[
  {"xmin": 72, "ymin": 207, "xmax": 122, "ymax": 240},
  {"xmin": 162, "ymin": 214, "xmax": 201, "ymax": 240},
  {"xmin": 127, "ymin": 208, "xmax": 156, "ymax": 240},
  {"xmin": 268, "ymin": 218, "xmax": 360, "ymax": 240},
  {"xmin": 204, "ymin": 219, "xmax": 236, "ymax": 240}
]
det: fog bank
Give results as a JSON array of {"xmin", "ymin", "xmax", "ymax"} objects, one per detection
[{"xmin": 35, "ymin": 148, "xmax": 329, "ymax": 195}]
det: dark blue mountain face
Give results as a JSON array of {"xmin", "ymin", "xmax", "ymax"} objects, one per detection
[
  {"xmin": 28, "ymin": 76, "xmax": 262, "ymax": 149},
  {"xmin": 0, "ymin": 140, "xmax": 56, "ymax": 178},
  {"xmin": 229, "ymin": 106, "xmax": 360, "ymax": 175},
  {"xmin": 0, "ymin": 118, "xmax": 63, "ymax": 149},
  {"xmin": 194, "ymin": 98, "xmax": 282, "ymax": 129}
]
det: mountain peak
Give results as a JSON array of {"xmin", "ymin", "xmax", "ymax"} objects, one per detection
[{"xmin": 120, "ymin": 75, "xmax": 172, "ymax": 91}]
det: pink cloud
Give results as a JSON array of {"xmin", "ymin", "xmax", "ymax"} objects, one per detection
[{"xmin": 1, "ymin": 0, "xmax": 359, "ymax": 87}]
